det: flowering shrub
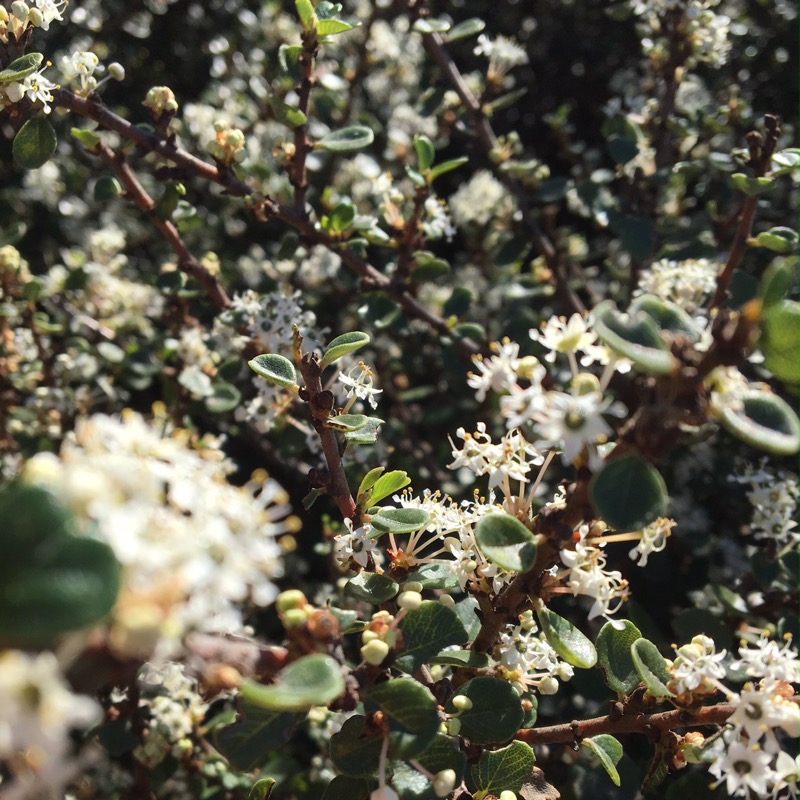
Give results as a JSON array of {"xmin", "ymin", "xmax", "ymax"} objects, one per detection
[{"xmin": 0, "ymin": 1, "xmax": 798, "ymax": 799}]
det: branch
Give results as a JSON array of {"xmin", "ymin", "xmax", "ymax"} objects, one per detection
[
  {"xmin": 93, "ymin": 141, "xmax": 231, "ymax": 309},
  {"xmin": 421, "ymin": 32, "xmax": 585, "ymax": 316},
  {"xmin": 290, "ymin": 31, "xmax": 319, "ymax": 213},
  {"xmin": 517, "ymin": 702, "xmax": 736, "ymax": 746}
]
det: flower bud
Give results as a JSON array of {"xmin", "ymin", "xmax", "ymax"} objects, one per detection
[
  {"xmin": 11, "ymin": 2, "xmax": 29, "ymax": 22},
  {"xmin": 276, "ymin": 589, "xmax": 307, "ymax": 613},
  {"xmin": 27, "ymin": 7, "xmax": 43, "ymax": 26},
  {"xmin": 451, "ymin": 695, "xmax": 473, "ymax": 712},
  {"xmin": 539, "ymin": 676, "xmax": 559, "ymax": 695},
  {"xmin": 361, "ymin": 638, "xmax": 390, "ymax": 666},
  {"xmin": 361, "ymin": 629, "xmax": 379, "ymax": 644},
  {"xmin": 401, "ymin": 581, "xmax": 423, "ymax": 593},
  {"xmin": 499, "ymin": 792, "xmax": 517, "ymax": 800},
  {"xmin": 397, "ymin": 590, "xmax": 423, "ymax": 610},
  {"xmin": 282, "ymin": 608, "xmax": 308, "ymax": 629},
  {"xmin": 571, "ymin": 372, "xmax": 601, "ymax": 396},
  {"xmin": 108, "ymin": 62, "xmax": 126, "ymax": 81},
  {"xmin": 432, "ymin": 769, "xmax": 456, "ymax": 798},
  {"xmin": 446, "ymin": 718, "xmax": 461, "ymax": 736}
]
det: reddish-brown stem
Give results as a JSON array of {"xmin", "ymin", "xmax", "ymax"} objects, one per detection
[
  {"xmin": 291, "ymin": 32, "xmax": 319, "ymax": 213},
  {"xmin": 421, "ymin": 31, "xmax": 585, "ymax": 316},
  {"xmin": 94, "ymin": 141, "xmax": 231, "ymax": 309},
  {"xmin": 517, "ymin": 702, "xmax": 736, "ymax": 746}
]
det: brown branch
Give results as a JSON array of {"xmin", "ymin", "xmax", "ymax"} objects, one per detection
[
  {"xmin": 94, "ymin": 141, "xmax": 231, "ymax": 309},
  {"xmin": 517, "ymin": 702, "xmax": 736, "ymax": 746},
  {"xmin": 709, "ymin": 115, "xmax": 782, "ymax": 312},
  {"xmin": 421, "ymin": 31, "xmax": 585, "ymax": 316},
  {"xmin": 291, "ymin": 31, "xmax": 319, "ymax": 213}
]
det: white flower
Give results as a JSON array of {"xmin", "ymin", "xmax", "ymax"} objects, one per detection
[
  {"xmin": 530, "ymin": 314, "xmax": 596, "ymax": 365},
  {"xmin": 337, "ymin": 361, "xmax": 383, "ymax": 410},
  {"xmin": 730, "ymin": 636, "xmax": 800, "ymax": 686},
  {"xmin": 708, "ymin": 740, "xmax": 775, "ymax": 798},
  {"xmin": 635, "ymin": 258, "xmax": 719, "ymax": 315},
  {"xmin": 467, "ymin": 340, "xmax": 525, "ymax": 402},
  {"xmin": 449, "ymin": 170, "xmax": 510, "ymax": 228},
  {"xmin": 668, "ymin": 634, "xmax": 727, "ymax": 696},
  {"xmin": 629, "ymin": 517, "xmax": 675, "ymax": 566},
  {"xmin": 421, "ymin": 196, "xmax": 456, "ymax": 241},
  {"xmin": 474, "ymin": 34, "xmax": 528, "ymax": 80},
  {"xmin": 334, "ymin": 518, "xmax": 379, "ymax": 569}
]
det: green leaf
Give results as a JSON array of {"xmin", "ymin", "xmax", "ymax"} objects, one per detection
[
  {"xmin": 295, "ymin": 0, "xmax": 318, "ymax": 31},
  {"xmin": 412, "ymin": 18, "xmax": 451, "ymax": 33},
  {"xmin": 631, "ymin": 638, "xmax": 673, "ymax": 698},
  {"xmin": 240, "ymin": 654, "xmax": 345, "ymax": 712},
  {"xmin": 761, "ymin": 300, "xmax": 800, "ymax": 385},
  {"xmin": 249, "ymin": 778, "xmax": 277, "ymax": 800},
  {"xmin": 317, "ymin": 126, "xmax": 375, "ymax": 153},
  {"xmin": 344, "ymin": 572, "xmax": 399, "ymax": 604},
  {"xmin": 205, "ymin": 381, "xmax": 242, "ymax": 414},
  {"xmin": 0, "ymin": 485, "xmax": 120, "ymax": 645},
  {"xmin": 13, "ymin": 117, "xmax": 57, "ymax": 170},
  {"xmin": 330, "ymin": 715, "xmax": 383, "ymax": 777},
  {"xmin": 754, "ymin": 227, "xmax": 798, "ymax": 254},
  {"xmin": 536, "ymin": 606, "xmax": 597, "ymax": 669},
  {"xmin": 630, "ymin": 294, "xmax": 702, "ymax": 341},
  {"xmin": 583, "ymin": 735, "xmax": 623, "ymax": 786},
  {"xmin": 215, "ymin": 699, "xmax": 298, "ymax": 771},
  {"xmin": 318, "ymin": 18, "xmax": 355, "ymax": 36},
  {"xmin": 324, "ymin": 413, "xmax": 370, "ymax": 432},
  {"xmin": 366, "ymin": 678, "xmax": 440, "ymax": 758},
  {"xmin": 369, "ymin": 507, "xmax": 430, "ymax": 536},
  {"xmin": 429, "ymin": 157, "xmax": 469, "ymax": 182},
  {"xmin": 758, "ymin": 260, "xmax": 795, "ymax": 309},
  {"xmin": 607, "ymin": 211, "xmax": 656, "ymax": 262},
  {"xmin": 405, "ymin": 563, "xmax": 460, "ymax": 592},
  {"xmin": 428, "ymin": 649, "xmax": 490, "ymax": 669},
  {"xmin": 321, "ymin": 776, "xmax": 372, "ymax": 800},
  {"xmin": 357, "ymin": 466, "xmax": 385, "ymax": 501},
  {"xmin": 471, "ymin": 741, "xmax": 536, "ymax": 795},
  {"xmin": 329, "ymin": 202, "xmax": 356, "ymax": 232},
  {"xmin": 179, "ymin": 365, "xmax": 213, "ymax": 397},
  {"xmin": 731, "ymin": 172, "xmax": 775, "ymax": 197},
  {"xmin": 453, "ymin": 596, "xmax": 481, "ymax": 642},
  {"xmin": 248, "ymin": 353, "xmax": 299, "ymax": 389},
  {"xmin": 391, "ymin": 735, "xmax": 467, "ymax": 800},
  {"xmin": 592, "ymin": 301, "xmax": 677, "ymax": 375},
  {"xmin": 93, "ymin": 175, "xmax": 123, "ymax": 201},
  {"xmin": 474, "ymin": 513, "xmax": 537, "ymax": 573},
  {"xmin": 719, "ymin": 389, "xmax": 800, "ymax": 455},
  {"xmin": 589, "ymin": 453, "xmax": 668, "ymax": 531},
  {"xmin": 445, "ymin": 17, "xmax": 486, "ymax": 41},
  {"xmin": 344, "ymin": 417, "xmax": 384, "ymax": 444},
  {"xmin": 395, "ymin": 601, "xmax": 468, "ymax": 673},
  {"xmin": 596, "ymin": 620, "xmax": 643, "ymax": 695},
  {"xmin": 369, "ymin": 470, "xmax": 411, "ymax": 505},
  {"xmin": 445, "ymin": 677, "xmax": 523, "ymax": 745},
  {"xmin": 0, "ymin": 52, "xmax": 44, "ymax": 83},
  {"xmin": 414, "ymin": 135, "xmax": 435, "ymax": 172},
  {"xmin": 320, "ymin": 331, "xmax": 371, "ymax": 368},
  {"xmin": 270, "ymin": 95, "xmax": 308, "ymax": 128}
]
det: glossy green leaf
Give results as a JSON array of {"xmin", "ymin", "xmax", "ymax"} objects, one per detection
[
  {"xmin": 731, "ymin": 172, "xmax": 775, "ymax": 197},
  {"xmin": 249, "ymin": 778, "xmax": 277, "ymax": 800},
  {"xmin": 13, "ymin": 117, "xmax": 57, "ymax": 170},
  {"xmin": 344, "ymin": 572, "xmax": 399, "ymax": 604},
  {"xmin": 344, "ymin": 417, "xmax": 384, "ymax": 444},
  {"xmin": 321, "ymin": 776, "xmax": 372, "ymax": 800},
  {"xmin": 583, "ymin": 735, "xmax": 623, "ymax": 786},
  {"xmin": 329, "ymin": 202, "xmax": 356, "ymax": 232},
  {"xmin": 240, "ymin": 654, "xmax": 344, "ymax": 711},
  {"xmin": 761, "ymin": 300, "xmax": 800, "ymax": 385},
  {"xmin": 631, "ymin": 638, "xmax": 673, "ymax": 698},
  {"xmin": 445, "ymin": 17, "xmax": 486, "ymax": 41},
  {"xmin": 536, "ymin": 606, "xmax": 597, "ymax": 669},
  {"xmin": 317, "ymin": 126, "xmax": 375, "ymax": 153},
  {"xmin": 0, "ymin": 485, "xmax": 120, "ymax": 645},
  {"xmin": 324, "ymin": 413, "xmax": 370, "ymax": 432},
  {"xmin": 366, "ymin": 678, "xmax": 440, "ymax": 758},
  {"xmin": 758, "ymin": 260, "xmax": 795, "ymax": 309},
  {"xmin": 405, "ymin": 563, "xmax": 460, "ymax": 592},
  {"xmin": 453, "ymin": 596, "xmax": 482, "ymax": 642},
  {"xmin": 248, "ymin": 353, "xmax": 299, "ymax": 389},
  {"xmin": 719, "ymin": 390, "xmax": 800, "ymax": 455},
  {"xmin": 592, "ymin": 301, "xmax": 677, "ymax": 375},
  {"xmin": 596, "ymin": 620, "xmax": 643, "ymax": 695},
  {"xmin": 414, "ymin": 135, "xmax": 435, "ymax": 172},
  {"xmin": 395, "ymin": 601, "xmax": 468, "ymax": 673},
  {"xmin": 474, "ymin": 513, "xmax": 537, "ymax": 573},
  {"xmin": 295, "ymin": 0, "xmax": 318, "ymax": 31},
  {"xmin": 93, "ymin": 175, "xmax": 123, "ymax": 201},
  {"xmin": 369, "ymin": 507, "xmax": 431, "ymax": 536},
  {"xmin": 215, "ymin": 699, "xmax": 298, "ymax": 771},
  {"xmin": 589, "ymin": 453, "xmax": 668, "ymax": 531},
  {"xmin": 0, "ymin": 52, "xmax": 44, "ymax": 83},
  {"xmin": 369, "ymin": 470, "xmax": 411, "ymax": 505},
  {"xmin": 429, "ymin": 157, "xmax": 469, "ymax": 181},
  {"xmin": 318, "ymin": 18, "xmax": 355, "ymax": 36},
  {"xmin": 754, "ymin": 227, "xmax": 798, "ymax": 254},
  {"xmin": 428, "ymin": 649, "xmax": 490, "ymax": 669},
  {"xmin": 357, "ymin": 466, "xmax": 385, "ymax": 501},
  {"xmin": 630, "ymin": 294, "xmax": 702, "ymax": 342},
  {"xmin": 320, "ymin": 331, "xmax": 371, "ymax": 368},
  {"xmin": 471, "ymin": 741, "xmax": 536, "ymax": 795},
  {"xmin": 329, "ymin": 715, "xmax": 383, "ymax": 777},
  {"xmin": 70, "ymin": 126, "xmax": 101, "ymax": 150},
  {"xmin": 446, "ymin": 677, "xmax": 523, "ymax": 745}
]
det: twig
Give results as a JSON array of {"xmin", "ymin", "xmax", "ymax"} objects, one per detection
[
  {"xmin": 421, "ymin": 31, "xmax": 585, "ymax": 316},
  {"xmin": 517, "ymin": 702, "xmax": 736, "ymax": 746},
  {"xmin": 291, "ymin": 30, "xmax": 319, "ymax": 213},
  {"xmin": 93, "ymin": 141, "xmax": 231, "ymax": 309}
]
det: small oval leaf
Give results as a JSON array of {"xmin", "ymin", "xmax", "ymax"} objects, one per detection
[
  {"xmin": 344, "ymin": 572, "xmax": 399, "ymax": 604},
  {"xmin": 719, "ymin": 390, "xmax": 800, "ymax": 455},
  {"xmin": 630, "ymin": 638, "xmax": 673, "ymax": 698},
  {"xmin": 317, "ymin": 126, "xmax": 375, "ymax": 153},
  {"xmin": 325, "ymin": 413, "xmax": 369, "ymax": 432},
  {"xmin": 445, "ymin": 17, "xmax": 486, "ymax": 42},
  {"xmin": 471, "ymin": 740, "xmax": 536, "ymax": 795},
  {"xmin": 536, "ymin": 606, "xmax": 597, "ymax": 669},
  {"xmin": 240, "ymin": 654, "xmax": 345, "ymax": 711},
  {"xmin": 475, "ymin": 513, "xmax": 537, "ymax": 573},
  {"xmin": 369, "ymin": 507, "xmax": 431, "ymax": 536},
  {"xmin": 395, "ymin": 601, "xmax": 468, "ymax": 674},
  {"xmin": 13, "ymin": 117, "xmax": 57, "ymax": 170},
  {"xmin": 583, "ymin": 735, "xmax": 623, "ymax": 786},
  {"xmin": 589, "ymin": 453, "xmax": 668, "ymax": 531},
  {"xmin": 320, "ymin": 331, "xmax": 371, "ymax": 368},
  {"xmin": 596, "ymin": 620, "xmax": 643, "ymax": 696},
  {"xmin": 446, "ymin": 677, "xmax": 524, "ymax": 745},
  {"xmin": 248, "ymin": 353, "xmax": 299, "ymax": 389},
  {"xmin": 368, "ymin": 470, "xmax": 411, "ymax": 506},
  {"xmin": 0, "ymin": 52, "xmax": 44, "ymax": 83}
]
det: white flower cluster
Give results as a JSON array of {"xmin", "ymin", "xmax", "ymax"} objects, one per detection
[
  {"xmin": 23, "ymin": 409, "xmax": 292, "ymax": 659},
  {"xmin": 0, "ymin": 650, "xmax": 99, "ymax": 798},
  {"xmin": 708, "ymin": 636, "xmax": 799, "ymax": 799},
  {"xmin": 734, "ymin": 461, "xmax": 799, "ymax": 552},
  {"xmin": 635, "ymin": 257, "xmax": 720, "ymax": 316},
  {"xmin": 449, "ymin": 170, "xmax": 512, "ymax": 228},
  {"xmin": 496, "ymin": 611, "xmax": 574, "ymax": 695},
  {"xmin": 474, "ymin": 34, "xmax": 529, "ymax": 82}
]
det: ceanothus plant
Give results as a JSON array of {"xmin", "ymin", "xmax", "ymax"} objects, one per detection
[{"xmin": 0, "ymin": 1, "xmax": 797, "ymax": 799}]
